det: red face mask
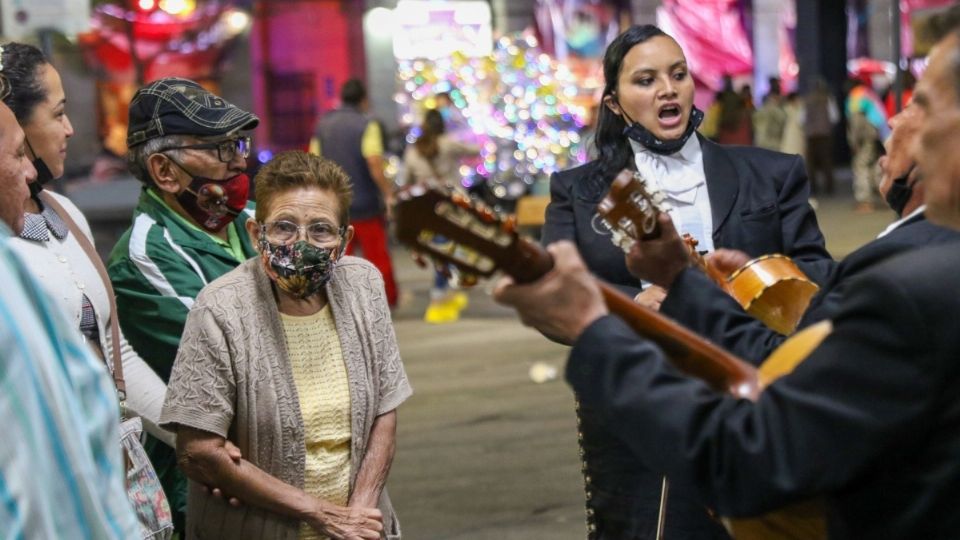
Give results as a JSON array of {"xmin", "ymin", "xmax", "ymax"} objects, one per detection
[{"xmin": 169, "ymin": 159, "xmax": 250, "ymax": 232}]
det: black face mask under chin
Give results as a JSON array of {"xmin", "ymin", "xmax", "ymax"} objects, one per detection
[
  {"xmin": 620, "ymin": 103, "xmax": 705, "ymax": 156},
  {"xmin": 884, "ymin": 165, "xmax": 918, "ymax": 217},
  {"xmin": 25, "ymin": 138, "xmax": 55, "ymax": 199}
]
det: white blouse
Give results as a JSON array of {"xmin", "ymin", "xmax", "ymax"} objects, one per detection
[{"xmin": 9, "ymin": 191, "xmax": 174, "ymax": 447}]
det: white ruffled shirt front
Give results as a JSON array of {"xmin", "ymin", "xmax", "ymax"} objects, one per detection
[{"xmin": 630, "ymin": 136, "xmax": 715, "ymax": 254}]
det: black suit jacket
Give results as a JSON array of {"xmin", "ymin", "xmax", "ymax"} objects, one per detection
[
  {"xmin": 662, "ymin": 212, "xmax": 960, "ymax": 364},
  {"xmin": 542, "ymin": 135, "xmax": 834, "ymax": 296},
  {"xmin": 542, "ymin": 137, "xmax": 832, "ymax": 539},
  {"xmin": 567, "ymin": 242, "xmax": 960, "ymax": 539}
]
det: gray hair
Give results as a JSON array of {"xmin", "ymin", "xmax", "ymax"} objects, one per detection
[{"xmin": 127, "ymin": 134, "xmax": 190, "ymax": 186}]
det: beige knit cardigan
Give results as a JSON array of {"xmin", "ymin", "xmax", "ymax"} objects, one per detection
[{"xmin": 161, "ymin": 256, "xmax": 412, "ymax": 539}]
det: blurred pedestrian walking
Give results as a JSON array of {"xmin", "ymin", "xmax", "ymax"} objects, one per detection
[
  {"xmin": 311, "ymin": 79, "xmax": 399, "ymax": 307},
  {"xmin": 803, "ymin": 78, "xmax": 840, "ymax": 195},
  {"xmin": 846, "ymin": 78, "xmax": 889, "ymax": 212}
]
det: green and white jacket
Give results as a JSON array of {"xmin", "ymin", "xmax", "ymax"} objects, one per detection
[{"xmin": 107, "ymin": 188, "xmax": 258, "ymax": 382}]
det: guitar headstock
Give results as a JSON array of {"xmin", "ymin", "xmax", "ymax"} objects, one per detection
[
  {"xmin": 596, "ymin": 169, "xmax": 665, "ymax": 252},
  {"xmin": 394, "ymin": 185, "xmax": 553, "ymax": 284}
]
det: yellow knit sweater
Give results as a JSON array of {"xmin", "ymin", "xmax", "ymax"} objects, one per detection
[{"xmin": 280, "ymin": 306, "xmax": 352, "ymax": 540}]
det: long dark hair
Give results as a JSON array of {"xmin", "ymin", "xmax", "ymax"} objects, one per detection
[
  {"xmin": 593, "ymin": 25, "xmax": 668, "ymax": 189},
  {"xmin": 415, "ymin": 108, "xmax": 445, "ymax": 162},
  {"xmin": 0, "ymin": 42, "xmax": 49, "ymax": 124}
]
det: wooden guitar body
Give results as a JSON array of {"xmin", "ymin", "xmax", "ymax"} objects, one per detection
[
  {"xmin": 725, "ymin": 254, "xmax": 821, "ymax": 335},
  {"xmin": 597, "ymin": 170, "xmax": 819, "ymax": 335},
  {"xmin": 394, "ymin": 185, "xmax": 832, "ymax": 539}
]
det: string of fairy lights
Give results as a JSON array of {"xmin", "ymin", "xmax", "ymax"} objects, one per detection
[{"xmin": 395, "ymin": 34, "xmax": 595, "ymax": 199}]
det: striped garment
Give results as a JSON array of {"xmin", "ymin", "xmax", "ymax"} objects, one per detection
[
  {"xmin": 107, "ymin": 188, "xmax": 257, "ymax": 383},
  {"xmin": 0, "ymin": 228, "xmax": 139, "ymax": 539},
  {"xmin": 106, "ymin": 187, "xmax": 257, "ymax": 526},
  {"xmin": 845, "ymin": 85, "xmax": 890, "ymax": 140}
]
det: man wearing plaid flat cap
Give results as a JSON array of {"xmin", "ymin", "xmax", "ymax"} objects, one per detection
[{"xmin": 107, "ymin": 77, "xmax": 259, "ymax": 533}]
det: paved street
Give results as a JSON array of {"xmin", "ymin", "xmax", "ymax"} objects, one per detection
[{"xmin": 70, "ymin": 169, "xmax": 897, "ymax": 539}]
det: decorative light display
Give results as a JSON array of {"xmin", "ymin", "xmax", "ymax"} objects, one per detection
[{"xmin": 395, "ymin": 33, "xmax": 594, "ymax": 198}]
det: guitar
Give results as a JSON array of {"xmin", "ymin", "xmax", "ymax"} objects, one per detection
[
  {"xmin": 394, "ymin": 184, "xmax": 831, "ymax": 539},
  {"xmin": 597, "ymin": 170, "xmax": 820, "ymax": 336}
]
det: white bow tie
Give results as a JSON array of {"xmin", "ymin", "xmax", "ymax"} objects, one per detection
[{"xmin": 633, "ymin": 151, "xmax": 702, "ymax": 204}]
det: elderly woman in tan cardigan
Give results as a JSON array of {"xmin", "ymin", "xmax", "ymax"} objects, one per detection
[{"xmin": 161, "ymin": 151, "xmax": 412, "ymax": 540}]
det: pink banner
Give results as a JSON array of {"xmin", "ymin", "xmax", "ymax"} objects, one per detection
[{"xmin": 657, "ymin": 0, "xmax": 753, "ymax": 92}]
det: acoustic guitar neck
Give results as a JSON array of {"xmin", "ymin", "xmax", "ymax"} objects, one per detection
[{"xmin": 394, "ymin": 185, "xmax": 760, "ymax": 400}]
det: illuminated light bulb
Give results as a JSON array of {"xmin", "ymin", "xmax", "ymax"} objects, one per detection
[
  {"xmin": 226, "ymin": 9, "xmax": 250, "ymax": 34},
  {"xmin": 159, "ymin": 0, "xmax": 194, "ymax": 15},
  {"xmin": 138, "ymin": 0, "xmax": 156, "ymax": 10}
]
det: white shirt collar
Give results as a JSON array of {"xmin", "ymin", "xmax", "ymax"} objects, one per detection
[
  {"xmin": 630, "ymin": 136, "xmax": 705, "ymax": 201},
  {"xmin": 877, "ymin": 204, "xmax": 925, "ymax": 238}
]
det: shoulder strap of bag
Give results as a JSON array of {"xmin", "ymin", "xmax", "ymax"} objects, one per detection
[{"xmin": 39, "ymin": 191, "xmax": 126, "ymax": 401}]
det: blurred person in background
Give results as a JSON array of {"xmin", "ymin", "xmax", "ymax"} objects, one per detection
[
  {"xmin": 161, "ymin": 151, "xmax": 411, "ymax": 540},
  {"xmin": 311, "ymin": 79, "xmax": 399, "ymax": 308},
  {"xmin": 752, "ymin": 92, "xmax": 786, "ymax": 151},
  {"xmin": 698, "ymin": 90, "xmax": 723, "ymax": 141},
  {"xmin": 400, "ymin": 108, "xmax": 480, "ymax": 323},
  {"xmin": 802, "ymin": 78, "xmax": 839, "ymax": 196},
  {"xmin": 884, "ymin": 71, "xmax": 915, "ymax": 119},
  {"xmin": 780, "ymin": 92, "xmax": 806, "ymax": 157},
  {"xmin": 434, "ymin": 91, "xmax": 472, "ymax": 141},
  {"xmin": 716, "ymin": 75, "xmax": 752, "ymax": 145},
  {"xmin": 845, "ymin": 77, "xmax": 889, "ymax": 212}
]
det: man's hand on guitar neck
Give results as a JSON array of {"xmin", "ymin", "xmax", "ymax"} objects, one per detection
[
  {"xmin": 624, "ymin": 213, "xmax": 693, "ymax": 288},
  {"xmin": 493, "ymin": 241, "xmax": 609, "ymax": 344}
]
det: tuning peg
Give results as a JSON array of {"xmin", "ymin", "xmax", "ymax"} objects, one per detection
[
  {"xmin": 452, "ymin": 192, "xmax": 472, "ymax": 209},
  {"xmin": 502, "ymin": 215, "xmax": 517, "ymax": 234},
  {"xmin": 478, "ymin": 205, "xmax": 495, "ymax": 223}
]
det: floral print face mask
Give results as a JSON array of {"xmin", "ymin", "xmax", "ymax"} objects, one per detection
[{"xmin": 259, "ymin": 237, "xmax": 338, "ymax": 298}]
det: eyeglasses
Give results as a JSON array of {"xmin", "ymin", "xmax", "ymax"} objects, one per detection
[
  {"xmin": 160, "ymin": 136, "xmax": 251, "ymax": 163},
  {"xmin": 261, "ymin": 220, "xmax": 344, "ymax": 246}
]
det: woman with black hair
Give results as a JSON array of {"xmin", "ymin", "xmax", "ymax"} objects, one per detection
[
  {"xmin": 1, "ymin": 42, "xmax": 173, "ymax": 445},
  {"xmin": 542, "ymin": 25, "xmax": 832, "ymax": 539}
]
